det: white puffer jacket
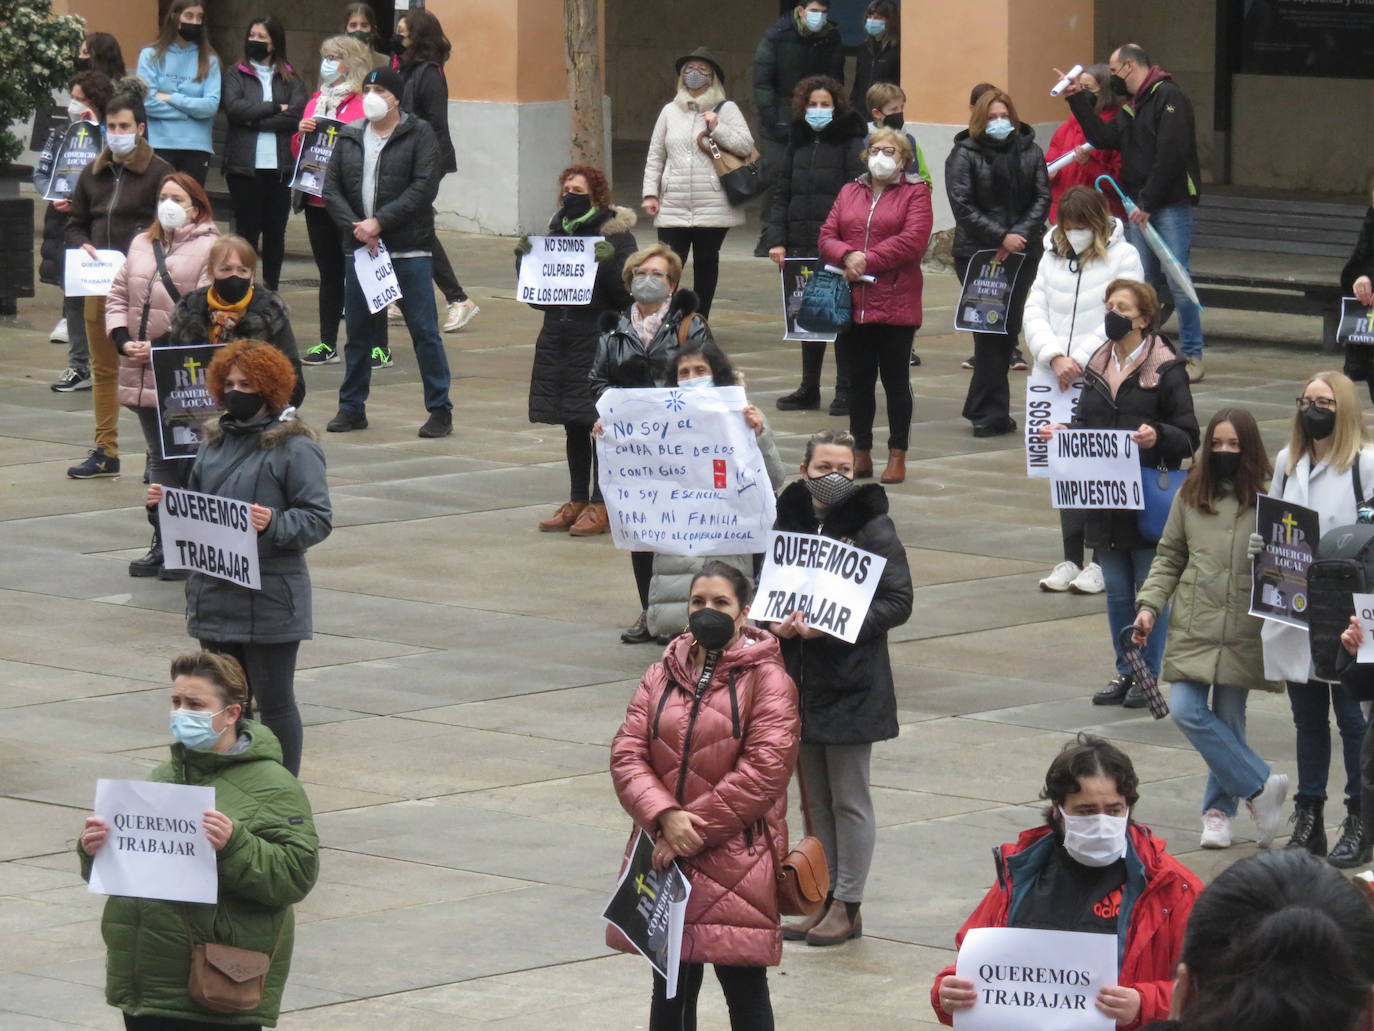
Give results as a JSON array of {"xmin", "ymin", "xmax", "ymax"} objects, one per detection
[
  {"xmin": 642, "ymin": 84, "xmax": 753, "ymax": 229},
  {"xmin": 1023, "ymin": 217, "xmax": 1145, "ymax": 371}
]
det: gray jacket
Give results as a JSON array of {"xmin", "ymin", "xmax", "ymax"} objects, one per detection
[{"xmin": 185, "ymin": 414, "xmax": 332, "ymax": 643}]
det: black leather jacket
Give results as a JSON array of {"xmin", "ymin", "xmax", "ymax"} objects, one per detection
[
  {"xmin": 945, "ymin": 123, "xmax": 1051, "ymax": 260},
  {"xmin": 588, "ymin": 289, "xmax": 712, "ymax": 400}
]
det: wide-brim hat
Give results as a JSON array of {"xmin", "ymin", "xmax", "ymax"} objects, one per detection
[{"xmin": 675, "ymin": 47, "xmax": 725, "ymax": 85}]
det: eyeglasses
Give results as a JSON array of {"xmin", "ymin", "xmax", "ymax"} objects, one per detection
[
  {"xmin": 868, "ymin": 146, "xmax": 897, "ymax": 158},
  {"xmin": 1296, "ymin": 397, "xmax": 1337, "ymax": 411},
  {"xmin": 635, "ymin": 269, "xmax": 668, "ymax": 280}
]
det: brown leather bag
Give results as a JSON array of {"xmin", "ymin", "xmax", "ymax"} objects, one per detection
[
  {"xmin": 187, "ymin": 942, "xmax": 271, "ymax": 1014},
  {"xmin": 777, "ymin": 834, "xmax": 828, "ymax": 916}
]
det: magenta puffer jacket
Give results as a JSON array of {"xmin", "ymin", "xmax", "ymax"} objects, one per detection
[
  {"xmin": 818, "ymin": 176, "xmax": 933, "ymax": 326},
  {"xmin": 609, "ymin": 628, "xmax": 799, "ymax": 968},
  {"xmin": 108, "ymin": 220, "xmax": 219, "ymax": 408}
]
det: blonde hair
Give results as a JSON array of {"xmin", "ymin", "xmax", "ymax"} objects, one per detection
[
  {"xmin": 1287, "ymin": 371, "xmax": 1368, "ymax": 475},
  {"xmin": 865, "ymin": 81, "xmax": 904, "ymax": 114},
  {"xmin": 622, "ymin": 243, "xmax": 683, "ymax": 292},
  {"xmin": 320, "ymin": 34, "xmax": 370, "ymax": 93},
  {"xmin": 1051, "ymin": 185, "xmax": 1112, "ymax": 265},
  {"xmin": 863, "ymin": 126, "xmax": 913, "ymax": 167},
  {"xmin": 206, "ymin": 234, "xmax": 258, "ymax": 280}
]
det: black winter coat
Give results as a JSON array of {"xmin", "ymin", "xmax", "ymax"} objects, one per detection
[
  {"xmin": 166, "ymin": 286, "xmax": 306, "ymax": 408},
  {"xmin": 40, "ymin": 201, "xmax": 65, "ymax": 287},
  {"xmin": 850, "ymin": 39, "xmax": 898, "ymax": 113},
  {"xmin": 764, "ymin": 111, "xmax": 867, "ymax": 252},
  {"xmin": 524, "ymin": 205, "xmax": 638, "ymax": 424},
  {"xmin": 220, "ymin": 63, "xmax": 307, "ymax": 177},
  {"xmin": 752, "ymin": 14, "xmax": 845, "ymax": 143},
  {"xmin": 1340, "ymin": 208, "xmax": 1374, "ymax": 384},
  {"xmin": 589, "ymin": 289, "xmax": 713, "ymax": 400},
  {"xmin": 772, "ymin": 481, "xmax": 912, "ymax": 745},
  {"xmin": 945, "ymin": 123, "xmax": 1051, "ymax": 261},
  {"xmin": 1072, "ymin": 336, "xmax": 1199, "ymax": 551},
  {"xmin": 323, "ymin": 114, "xmax": 441, "ymax": 254},
  {"xmin": 398, "ymin": 60, "xmax": 457, "ymax": 175}
]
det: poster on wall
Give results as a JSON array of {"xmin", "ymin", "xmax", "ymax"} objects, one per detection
[{"xmin": 1239, "ymin": 0, "xmax": 1374, "ymax": 78}]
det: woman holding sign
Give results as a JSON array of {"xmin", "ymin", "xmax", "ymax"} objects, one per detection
[
  {"xmin": 610, "ymin": 561, "xmax": 799, "ymax": 1030},
  {"xmin": 1339, "ymin": 192, "xmax": 1374, "ymax": 402},
  {"xmin": 146, "ymin": 340, "xmax": 331, "ymax": 776},
  {"xmin": 79, "ymin": 649, "xmax": 318, "ymax": 1030}
]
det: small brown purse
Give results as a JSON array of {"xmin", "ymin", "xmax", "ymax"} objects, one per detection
[
  {"xmin": 777, "ymin": 835, "xmax": 828, "ymax": 916},
  {"xmin": 187, "ymin": 942, "xmax": 271, "ymax": 1013}
]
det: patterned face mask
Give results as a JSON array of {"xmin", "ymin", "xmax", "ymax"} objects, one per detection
[{"xmin": 804, "ymin": 472, "xmax": 858, "ymax": 507}]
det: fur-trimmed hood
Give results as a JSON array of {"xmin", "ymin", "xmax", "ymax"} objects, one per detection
[
  {"xmin": 545, "ymin": 204, "xmax": 638, "ymax": 238},
  {"xmin": 597, "ymin": 288, "xmax": 701, "ymax": 335},
  {"xmin": 202, "ymin": 413, "xmax": 317, "ymax": 449},
  {"xmin": 774, "ymin": 479, "xmax": 891, "ymax": 538}
]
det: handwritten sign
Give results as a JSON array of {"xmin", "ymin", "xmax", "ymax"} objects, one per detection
[
  {"xmin": 88, "ymin": 779, "xmax": 218, "ymax": 904},
  {"xmin": 354, "ymin": 241, "xmax": 402, "ymax": 315},
  {"xmin": 289, "ymin": 117, "xmax": 342, "ymax": 198},
  {"xmin": 780, "ymin": 257, "xmax": 838, "ymax": 342},
  {"xmin": 1025, "ymin": 365, "xmax": 1083, "ymax": 478},
  {"xmin": 603, "ymin": 830, "xmax": 691, "ymax": 999},
  {"xmin": 1338, "ymin": 297, "xmax": 1374, "ymax": 347},
  {"xmin": 151, "ymin": 344, "xmax": 222, "ymax": 460},
  {"xmin": 753, "ymin": 531, "xmax": 887, "ymax": 643},
  {"xmin": 953, "ymin": 926, "xmax": 1116, "ymax": 1031},
  {"xmin": 517, "ymin": 234, "xmax": 603, "ymax": 306},
  {"xmin": 1047, "ymin": 429, "xmax": 1143, "ymax": 511},
  {"xmin": 42, "ymin": 120, "xmax": 102, "ymax": 200},
  {"xmin": 955, "ymin": 249, "xmax": 1027, "ymax": 334},
  {"xmin": 158, "ymin": 487, "xmax": 262, "ymax": 589},
  {"xmin": 1250, "ymin": 494, "xmax": 1320, "ymax": 628},
  {"xmin": 595, "ymin": 386, "xmax": 777, "ymax": 556},
  {"xmin": 64, "ymin": 248, "xmax": 125, "ymax": 296}
]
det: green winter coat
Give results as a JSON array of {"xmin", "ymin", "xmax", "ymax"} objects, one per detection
[
  {"xmin": 1135, "ymin": 488, "xmax": 1282, "ymax": 693},
  {"xmin": 79, "ymin": 721, "xmax": 318, "ymax": 1026}
]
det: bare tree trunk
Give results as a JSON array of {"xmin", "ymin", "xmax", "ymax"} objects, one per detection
[{"xmin": 565, "ymin": 0, "xmax": 605, "ymax": 170}]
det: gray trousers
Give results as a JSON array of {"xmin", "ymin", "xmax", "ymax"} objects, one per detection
[
  {"xmin": 798, "ymin": 741, "xmax": 876, "ymax": 903},
  {"xmin": 64, "ymin": 294, "xmax": 88, "ymax": 372},
  {"xmin": 134, "ymin": 405, "xmax": 192, "ymax": 492}
]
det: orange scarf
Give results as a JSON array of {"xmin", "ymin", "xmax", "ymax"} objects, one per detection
[{"xmin": 207, "ymin": 285, "xmax": 254, "ymax": 345}]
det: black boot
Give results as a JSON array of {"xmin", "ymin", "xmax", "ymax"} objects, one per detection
[
  {"xmin": 1328, "ymin": 800, "xmax": 1371, "ymax": 868},
  {"xmin": 1287, "ymin": 797, "xmax": 1328, "ymax": 856},
  {"xmin": 129, "ymin": 530, "xmax": 162, "ymax": 578},
  {"xmin": 1092, "ymin": 675, "xmax": 1133, "ymax": 706}
]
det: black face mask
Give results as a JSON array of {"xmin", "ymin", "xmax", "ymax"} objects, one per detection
[
  {"xmin": 389, "ymin": 32, "xmax": 405, "ymax": 54},
  {"xmin": 1211, "ymin": 451, "xmax": 1241, "ymax": 480},
  {"xmin": 178, "ymin": 22, "xmax": 203, "ymax": 44},
  {"xmin": 561, "ymin": 192, "xmax": 593, "ymax": 219},
  {"xmin": 213, "ymin": 274, "xmax": 251, "ymax": 305},
  {"xmin": 1109, "ymin": 73, "xmax": 1130, "ymax": 97},
  {"xmin": 1302, "ymin": 406, "xmax": 1337, "ymax": 442},
  {"xmin": 689, "ymin": 607, "xmax": 737, "ymax": 652},
  {"xmin": 1104, "ymin": 310, "xmax": 1135, "ymax": 341},
  {"xmin": 244, "ymin": 40, "xmax": 270, "ymax": 63},
  {"xmin": 348, "ymin": 30, "xmax": 372, "ymax": 45},
  {"xmin": 222, "ymin": 389, "xmax": 264, "ymax": 422},
  {"xmin": 75, "ymin": 56, "xmax": 92, "ymax": 72},
  {"xmin": 881, "ymin": 111, "xmax": 904, "ymax": 130}
]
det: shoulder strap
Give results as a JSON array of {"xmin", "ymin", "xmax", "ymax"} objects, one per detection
[
  {"xmin": 677, "ymin": 312, "xmax": 701, "ymax": 347},
  {"xmin": 152, "ymin": 239, "xmax": 181, "ymax": 306},
  {"xmin": 1355, "ymin": 455, "xmax": 1365, "ymax": 508}
]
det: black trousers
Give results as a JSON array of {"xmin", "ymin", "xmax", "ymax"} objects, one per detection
[
  {"xmin": 429, "ymin": 174, "xmax": 466, "ymax": 304},
  {"xmin": 198, "ymin": 638, "xmax": 303, "ymax": 776},
  {"xmin": 632, "ymin": 550, "xmax": 654, "ymax": 610},
  {"xmin": 126, "ymin": 1015, "xmax": 259, "ymax": 1031},
  {"xmin": 1361, "ymin": 708, "xmax": 1374, "ymax": 845},
  {"xmin": 158, "ymin": 149, "xmax": 210, "ymax": 185},
  {"xmin": 565, "ymin": 422, "xmax": 602, "ymax": 504},
  {"xmin": 304, "ymin": 204, "xmax": 347, "ymax": 347},
  {"xmin": 957, "ymin": 250, "xmax": 1039, "ymax": 432},
  {"xmin": 798, "ymin": 336, "xmax": 851, "ymax": 395},
  {"xmin": 657, "ymin": 227, "xmax": 729, "ymax": 319},
  {"xmin": 227, "ymin": 169, "xmax": 292, "ymax": 291},
  {"xmin": 1060, "ymin": 508, "xmax": 1086, "ymax": 566},
  {"xmin": 847, "ymin": 322, "xmax": 916, "ymax": 451},
  {"xmin": 650, "ymin": 963, "xmax": 773, "ymax": 1031}
]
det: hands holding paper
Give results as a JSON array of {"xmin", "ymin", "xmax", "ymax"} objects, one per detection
[
  {"xmin": 938, "ymin": 974, "xmax": 1140, "ymax": 1023},
  {"xmin": 1343, "ymin": 614, "xmax": 1364, "ymax": 657},
  {"xmin": 352, "ymin": 217, "xmax": 382, "ymax": 256},
  {"xmin": 772, "ymin": 610, "xmax": 825, "ymax": 640},
  {"xmin": 249, "ymin": 504, "xmax": 274, "ymax": 532},
  {"xmin": 81, "ymin": 810, "xmax": 235, "ymax": 855}
]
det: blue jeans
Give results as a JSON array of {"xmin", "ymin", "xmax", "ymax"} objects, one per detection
[
  {"xmin": 1170, "ymin": 681, "xmax": 1269, "ymax": 817},
  {"xmin": 340, "ymin": 254, "xmax": 452, "ymax": 414},
  {"xmin": 1287, "ymin": 679, "xmax": 1366, "ymax": 803},
  {"xmin": 1126, "ymin": 202, "xmax": 1203, "ymax": 360},
  {"xmin": 1098, "ymin": 546, "xmax": 1167, "ymax": 677}
]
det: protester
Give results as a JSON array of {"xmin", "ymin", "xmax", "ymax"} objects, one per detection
[
  {"xmin": 1258, "ymin": 370, "xmax": 1374, "ymax": 861},
  {"xmin": 865, "ymin": 82, "xmax": 932, "ymax": 188},
  {"xmin": 64, "ymin": 89, "xmax": 175, "ymax": 480},
  {"xmin": 1040, "ymin": 279, "xmax": 1199, "ymax": 708},
  {"xmin": 221, "ymin": 16, "xmax": 306, "ymax": 293},
  {"xmin": 342, "ymin": 2, "xmax": 389, "ymax": 69},
  {"xmin": 146, "ymin": 342, "xmax": 331, "ymax": 777},
  {"xmin": 932, "ymin": 734, "xmax": 1201, "ymax": 1028},
  {"xmin": 946, "ymin": 87, "xmax": 1050, "ymax": 438},
  {"xmin": 78, "ymin": 649, "xmax": 319, "ymax": 1030},
  {"xmin": 1339, "ymin": 191, "xmax": 1374, "ymax": 403},
  {"xmin": 79, "ymin": 31, "xmax": 127, "ymax": 80},
  {"xmin": 136, "ymin": 0, "xmax": 220, "ymax": 184},
  {"xmin": 764, "ymin": 74, "xmax": 866, "ymax": 415},
  {"xmin": 517, "ymin": 165, "xmax": 637, "ymax": 537},
  {"xmin": 1133, "ymin": 409, "xmax": 1289, "ymax": 849},
  {"xmin": 1045, "ymin": 64, "xmax": 1124, "ymax": 222},
  {"xmin": 322, "ymin": 67, "xmax": 453, "ymax": 438},
  {"xmin": 107, "ymin": 172, "xmax": 219, "ymax": 578},
  {"xmin": 819, "ymin": 127, "xmax": 932, "ymax": 484},
  {"xmin": 1023, "ymin": 185, "xmax": 1143, "ymax": 593},
  {"xmin": 1060, "ymin": 44, "xmax": 1205, "ymax": 382},
  {"xmin": 773, "ymin": 429, "xmax": 913, "ymax": 946},
  {"xmin": 295, "ymin": 35, "xmax": 370, "ymax": 367},
  {"xmin": 850, "ymin": 1, "xmax": 899, "ymax": 114},
  {"xmin": 610, "ymin": 561, "xmax": 799, "ymax": 1030},
  {"xmin": 1337, "ymin": 616, "xmax": 1374, "ymax": 868}
]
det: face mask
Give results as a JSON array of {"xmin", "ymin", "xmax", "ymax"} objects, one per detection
[
  {"xmin": 1059, "ymin": 808, "xmax": 1129, "ymax": 867},
  {"xmin": 867, "ymin": 152, "xmax": 898, "ymax": 181},
  {"xmin": 1110, "ymin": 73, "xmax": 1130, "ymax": 97},
  {"xmin": 68, "ymin": 98, "xmax": 90, "ymax": 121},
  {"xmin": 178, "ymin": 22, "xmax": 203, "ymax": 45},
  {"xmin": 881, "ymin": 111, "xmax": 904, "ymax": 130},
  {"xmin": 689, "ymin": 607, "xmax": 737, "ymax": 652},
  {"xmin": 985, "ymin": 117, "xmax": 1014, "ymax": 140},
  {"xmin": 1104, "ymin": 309, "xmax": 1135, "ymax": 341},
  {"xmin": 107, "ymin": 132, "xmax": 138, "ymax": 157},
  {"xmin": 805, "ymin": 471, "xmax": 858, "ymax": 507},
  {"xmin": 682, "ymin": 68, "xmax": 711, "ymax": 91},
  {"xmin": 170, "ymin": 707, "xmax": 225, "ymax": 751},
  {"xmin": 864, "ymin": 17, "xmax": 886, "ymax": 36},
  {"xmin": 223, "ymin": 389, "xmax": 264, "ymax": 421},
  {"xmin": 389, "ymin": 32, "xmax": 406, "ymax": 53},
  {"xmin": 1211, "ymin": 451, "xmax": 1241, "ymax": 480},
  {"xmin": 320, "ymin": 58, "xmax": 341, "ymax": 82},
  {"xmin": 561, "ymin": 192, "xmax": 593, "ymax": 219},
  {"xmin": 362, "ymin": 91, "xmax": 390, "ymax": 122},
  {"xmin": 1302, "ymin": 406, "xmax": 1337, "ymax": 441},
  {"xmin": 1064, "ymin": 228, "xmax": 1095, "ymax": 254},
  {"xmin": 245, "ymin": 40, "xmax": 270, "ymax": 63},
  {"xmin": 803, "ymin": 9, "xmax": 827, "ymax": 31},
  {"xmin": 158, "ymin": 198, "xmax": 189, "ymax": 231},
  {"xmin": 213, "ymin": 274, "xmax": 252, "ymax": 305},
  {"xmin": 348, "ymin": 29, "xmax": 372, "ymax": 44},
  {"xmin": 75, "ymin": 56, "xmax": 92, "ymax": 72},
  {"xmin": 804, "ymin": 107, "xmax": 833, "ymax": 130},
  {"xmin": 679, "ymin": 375, "xmax": 713, "ymax": 389},
  {"xmin": 631, "ymin": 274, "xmax": 670, "ymax": 305}
]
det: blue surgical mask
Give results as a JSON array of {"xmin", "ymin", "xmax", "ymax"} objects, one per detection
[
  {"xmin": 319, "ymin": 58, "xmax": 341, "ymax": 83},
  {"xmin": 985, "ymin": 117, "xmax": 1015, "ymax": 141},
  {"xmin": 804, "ymin": 9, "xmax": 826, "ymax": 31},
  {"xmin": 170, "ymin": 708, "xmax": 225, "ymax": 751},
  {"xmin": 864, "ymin": 18, "xmax": 886, "ymax": 36},
  {"xmin": 679, "ymin": 375, "xmax": 713, "ymax": 389},
  {"xmin": 804, "ymin": 107, "xmax": 833, "ymax": 130}
]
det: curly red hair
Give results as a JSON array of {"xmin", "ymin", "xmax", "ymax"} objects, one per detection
[
  {"xmin": 558, "ymin": 164, "xmax": 612, "ymax": 208},
  {"xmin": 206, "ymin": 340, "xmax": 296, "ymax": 412}
]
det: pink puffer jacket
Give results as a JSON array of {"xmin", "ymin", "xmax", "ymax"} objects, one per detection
[
  {"xmin": 609, "ymin": 628, "xmax": 799, "ymax": 967},
  {"xmin": 818, "ymin": 176, "xmax": 933, "ymax": 326},
  {"xmin": 107, "ymin": 220, "xmax": 220, "ymax": 408}
]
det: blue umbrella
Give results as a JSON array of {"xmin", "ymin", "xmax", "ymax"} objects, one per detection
[{"xmin": 1095, "ymin": 174, "xmax": 1203, "ymax": 313}]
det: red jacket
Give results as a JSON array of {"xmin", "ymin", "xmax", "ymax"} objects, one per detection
[
  {"xmin": 609, "ymin": 628, "xmax": 799, "ymax": 967},
  {"xmin": 1046, "ymin": 109, "xmax": 1126, "ymax": 222},
  {"xmin": 818, "ymin": 177, "xmax": 932, "ymax": 327},
  {"xmin": 930, "ymin": 824, "xmax": 1200, "ymax": 1031}
]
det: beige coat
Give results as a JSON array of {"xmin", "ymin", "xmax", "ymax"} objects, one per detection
[{"xmin": 642, "ymin": 85, "xmax": 753, "ymax": 229}]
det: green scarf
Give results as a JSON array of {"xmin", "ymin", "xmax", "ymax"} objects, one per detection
[{"xmin": 561, "ymin": 206, "xmax": 601, "ymax": 235}]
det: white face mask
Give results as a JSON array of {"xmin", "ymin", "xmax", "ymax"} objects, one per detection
[
  {"xmin": 679, "ymin": 375, "xmax": 712, "ymax": 389},
  {"xmin": 68, "ymin": 98, "xmax": 90, "ymax": 122},
  {"xmin": 868, "ymin": 153, "xmax": 898, "ymax": 181},
  {"xmin": 158, "ymin": 198, "xmax": 190, "ymax": 231},
  {"xmin": 1059, "ymin": 807, "xmax": 1129, "ymax": 867},
  {"xmin": 362, "ymin": 91, "xmax": 390, "ymax": 122},
  {"xmin": 1064, "ymin": 228, "xmax": 1096, "ymax": 254},
  {"xmin": 107, "ymin": 132, "xmax": 137, "ymax": 157}
]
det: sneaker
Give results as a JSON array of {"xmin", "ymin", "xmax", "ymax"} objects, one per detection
[
  {"xmin": 1068, "ymin": 562, "xmax": 1105, "ymax": 594},
  {"xmin": 370, "ymin": 346, "xmax": 394, "ymax": 369},
  {"xmin": 1039, "ymin": 561, "xmax": 1080, "ymax": 592},
  {"xmin": 51, "ymin": 367, "xmax": 92, "ymax": 392},
  {"xmin": 909, "ymin": 350, "xmax": 921, "ymax": 367},
  {"xmin": 418, "ymin": 407, "xmax": 453, "ymax": 438},
  {"xmin": 49, "ymin": 317, "xmax": 68, "ymax": 343},
  {"xmin": 302, "ymin": 342, "xmax": 340, "ymax": 365},
  {"xmin": 386, "ymin": 302, "xmax": 404, "ymax": 323},
  {"xmin": 326, "ymin": 408, "xmax": 368, "ymax": 433},
  {"xmin": 1009, "ymin": 348, "xmax": 1029, "ymax": 371},
  {"xmin": 67, "ymin": 447, "xmax": 119, "ymax": 479},
  {"xmin": 1246, "ymin": 772, "xmax": 1290, "ymax": 849},
  {"xmin": 442, "ymin": 298, "xmax": 480, "ymax": 332},
  {"xmin": 960, "ymin": 356, "xmax": 975, "ymax": 370},
  {"xmin": 1200, "ymin": 810, "xmax": 1232, "ymax": 849},
  {"xmin": 1185, "ymin": 357, "xmax": 1204, "ymax": 383}
]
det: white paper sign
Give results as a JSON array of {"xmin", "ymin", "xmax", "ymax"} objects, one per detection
[
  {"xmin": 157, "ymin": 487, "xmax": 262, "ymax": 589},
  {"xmin": 753, "ymin": 531, "xmax": 887, "ymax": 643},
  {"xmin": 1047, "ymin": 429, "xmax": 1144, "ymax": 511},
  {"xmin": 64, "ymin": 248, "xmax": 125, "ymax": 296},
  {"xmin": 88, "ymin": 779, "xmax": 218, "ymax": 904},
  {"xmin": 353, "ymin": 241, "xmax": 402, "ymax": 315},
  {"xmin": 953, "ymin": 926, "xmax": 1117, "ymax": 1031},
  {"xmin": 517, "ymin": 234, "xmax": 604, "ymax": 306},
  {"xmin": 595, "ymin": 386, "xmax": 777, "ymax": 555},
  {"xmin": 1354, "ymin": 593, "xmax": 1374, "ymax": 663},
  {"xmin": 1025, "ymin": 366, "xmax": 1083, "ymax": 479}
]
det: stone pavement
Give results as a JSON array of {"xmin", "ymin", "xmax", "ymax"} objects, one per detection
[{"xmin": 0, "ymin": 213, "xmax": 1361, "ymax": 1030}]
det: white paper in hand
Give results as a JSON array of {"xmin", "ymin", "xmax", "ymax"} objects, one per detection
[
  {"xmin": 353, "ymin": 241, "xmax": 402, "ymax": 315},
  {"xmin": 89, "ymin": 779, "xmax": 218, "ymax": 904},
  {"xmin": 953, "ymin": 926, "xmax": 1116, "ymax": 1031},
  {"xmin": 65, "ymin": 248, "xmax": 125, "ymax": 296},
  {"xmin": 1354, "ymin": 593, "xmax": 1374, "ymax": 663}
]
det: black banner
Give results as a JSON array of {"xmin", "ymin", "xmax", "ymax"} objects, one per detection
[
  {"xmin": 151, "ymin": 344, "xmax": 222, "ymax": 460},
  {"xmin": 289, "ymin": 118, "xmax": 343, "ymax": 198},
  {"xmin": 1250, "ymin": 494, "xmax": 1321, "ymax": 628},
  {"xmin": 602, "ymin": 830, "xmax": 690, "ymax": 991},
  {"xmin": 955, "ymin": 249, "xmax": 1026, "ymax": 335},
  {"xmin": 41, "ymin": 121, "xmax": 102, "ymax": 201}
]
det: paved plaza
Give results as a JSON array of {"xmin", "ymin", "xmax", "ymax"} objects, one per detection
[{"xmin": 0, "ymin": 214, "xmax": 1358, "ymax": 1029}]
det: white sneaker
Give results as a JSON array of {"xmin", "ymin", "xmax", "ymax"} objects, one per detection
[
  {"xmin": 1039, "ymin": 561, "xmax": 1080, "ymax": 592},
  {"xmin": 386, "ymin": 302, "xmax": 404, "ymax": 323},
  {"xmin": 1068, "ymin": 562, "xmax": 1105, "ymax": 594},
  {"xmin": 443, "ymin": 298, "xmax": 480, "ymax": 332},
  {"xmin": 1246, "ymin": 772, "xmax": 1289, "ymax": 848},
  {"xmin": 1200, "ymin": 810, "xmax": 1232, "ymax": 849},
  {"xmin": 50, "ymin": 317, "xmax": 68, "ymax": 343}
]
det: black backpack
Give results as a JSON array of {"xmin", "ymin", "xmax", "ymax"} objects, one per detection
[{"xmin": 1305, "ymin": 462, "xmax": 1371, "ymax": 682}]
